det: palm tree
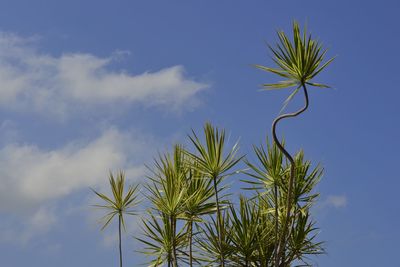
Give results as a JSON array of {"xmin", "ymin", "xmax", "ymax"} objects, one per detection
[
  {"xmin": 255, "ymin": 21, "xmax": 333, "ymax": 267},
  {"xmin": 92, "ymin": 171, "xmax": 140, "ymax": 267},
  {"xmin": 228, "ymin": 196, "xmax": 262, "ymax": 266},
  {"xmin": 142, "ymin": 145, "xmax": 188, "ymax": 267},
  {"xmin": 282, "ymin": 151, "xmax": 324, "ymax": 266},
  {"xmin": 253, "ymin": 195, "xmax": 276, "ymax": 267},
  {"xmin": 182, "ymin": 161, "xmax": 218, "ymax": 266},
  {"xmin": 243, "ymin": 140, "xmax": 284, "ymax": 266},
  {"xmin": 138, "ymin": 212, "xmax": 187, "ymax": 267},
  {"xmin": 243, "ymin": 141, "xmax": 324, "ymax": 266},
  {"xmin": 186, "ymin": 122, "xmax": 242, "ymax": 266},
  {"xmin": 196, "ymin": 211, "xmax": 233, "ymax": 266}
]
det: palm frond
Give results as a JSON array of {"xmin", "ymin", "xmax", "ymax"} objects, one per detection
[
  {"xmin": 92, "ymin": 171, "xmax": 141, "ymax": 231},
  {"xmin": 256, "ymin": 21, "xmax": 334, "ymax": 110}
]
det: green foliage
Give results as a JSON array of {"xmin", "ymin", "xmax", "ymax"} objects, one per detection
[
  {"xmin": 252, "ymin": 195, "xmax": 276, "ymax": 267},
  {"xmin": 252, "ymin": 21, "xmax": 332, "ymax": 266},
  {"xmin": 186, "ymin": 122, "xmax": 242, "ymax": 180},
  {"xmin": 228, "ymin": 196, "xmax": 262, "ymax": 266},
  {"xmin": 92, "ymin": 171, "xmax": 140, "ymax": 231},
  {"xmin": 183, "ymin": 164, "xmax": 217, "ymax": 221},
  {"xmin": 242, "ymin": 139, "xmax": 284, "ymax": 191},
  {"xmin": 256, "ymin": 21, "xmax": 333, "ymax": 88},
  {"xmin": 243, "ymin": 142, "xmax": 324, "ymax": 266},
  {"xmin": 182, "ymin": 161, "xmax": 218, "ymax": 266},
  {"xmin": 90, "ymin": 21, "xmax": 332, "ymax": 267},
  {"xmin": 146, "ymin": 145, "xmax": 188, "ymax": 220},
  {"xmin": 187, "ymin": 122, "xmax": 242, "ymax": 267},
  {"xmin": 139, "ymin": 142, "xmax": 226, "ymax": 266},
  {"xmin": 140, "ymin": 145, "xmax": 189, "ymax": 267},
  {"xmin": 255, "ymin": 21, "xmax": 334, "ymax": 111},
  {"xmin": 138, "ymin": 212, "xmax": 188, "ymax": 267},
  {"xmin": 135, "ymin": 125, "xmax": 323, "ymax": 267},
  {"xmin": 92, "ymin": 171, "xmax": 140, "ymax": 267},
  {"xmin": 196, "ymin": 213, "xmax": 233, "ymax": 266}
]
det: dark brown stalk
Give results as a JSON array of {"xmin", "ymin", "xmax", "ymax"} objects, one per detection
[
  {"xmin": 212, "ymin": 175, "xmax": 225, "ymax": 267},
  {"xmin": 118, "ymin": 214, "xmax": 123, "ymax": 267},
  {"xmin": 172, "ymin": 216, "xmax": 178, "ymax": 267},
  {"xmin": 272, "ymin": 84, "xmax": 309, "ymax": 267},
  {"xmin": 188, "ymin": 220, "xmax": 193, "ymax": 267},
  {"xmin": 273, "ymin": 183, "xmax": 279, "ymax": 265}
]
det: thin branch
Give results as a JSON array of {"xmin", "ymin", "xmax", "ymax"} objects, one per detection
[{"xmin": 272, "ymin": 83, "xmax": 309, "ymax": 267}]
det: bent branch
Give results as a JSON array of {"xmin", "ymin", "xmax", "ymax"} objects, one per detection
[{"xmin": 272, "ymin": 83, "xmax": 309, "ymax": 267}]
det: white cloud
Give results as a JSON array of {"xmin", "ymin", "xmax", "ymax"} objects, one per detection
[
  {"xmin": 0, "ymin": 32, "xmax": 208, "ymax": 117},
  {"xmin": 326, "ymin": 195, "xmax": 347, "ymax": 208},
  {"xmin": 0, "ymin": 127, "xmax": 155, "ymax": 243},
  {"xmin": 0, "ymin": 31, "xmax": 206, "ymax": 245},
  {"xmin": 0, "ymin": 128, "xmax": 149, "ymax": 213}
]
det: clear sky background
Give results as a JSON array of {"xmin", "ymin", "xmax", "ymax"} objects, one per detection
[{"xmin": 0, "ymin": 1, "xmax": 398, "ymax": 266}]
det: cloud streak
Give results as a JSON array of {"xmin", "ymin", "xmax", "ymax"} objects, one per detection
[
  {"xmin": 0, "ymin": 31, "xmax": 207, "ymax": 245},
  {"xmin": 325, "ymin": 195, "xmax": 347, "ymax": 208},
  {"xmin": 0, "ymin": 128, "xmax": 149, "ymax": 212},
  {"xmin": 0, "ymin": 127, "xmax": 155, "ymax": 243},
  {"xmin": 0, "ymin": 32, "xmax": 208, "ymax": 117}
]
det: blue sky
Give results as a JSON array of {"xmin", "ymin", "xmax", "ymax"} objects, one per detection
[{"xmin": 0, "ymin": 1, "xmax": 398, "ymax": 266}]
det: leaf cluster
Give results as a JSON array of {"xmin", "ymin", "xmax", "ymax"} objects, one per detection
[
  {"xmin": 255, "ymin": 21, "xmax": 334, "ymax": 111},
  {"xmin": 92, "ymin": 171, "xmax": 140, "ymax": 231}
]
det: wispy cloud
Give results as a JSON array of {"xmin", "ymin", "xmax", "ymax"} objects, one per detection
[
  {"xmin": 0, "ymin": 206, "xmax": 57, "ymax": 245},
  {"xmin": 0, "ymin": 128, "xmax": 150, "ymax": 212},
  {"xmin": 0, "ymin": 31, "xmax": 207, "ymax": 245},
  {"xmin": 0, "ymin": 32, "xmax": 208, "ymax": 118},
  {"xmin": 0, "ymin": 127, "xmax": 156, "ymax": 243},
  {"xmin": 325, "ymin": 194, "xmax": 347, "ymax": 208}
]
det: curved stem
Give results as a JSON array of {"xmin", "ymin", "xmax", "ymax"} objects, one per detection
[{"xmin": 272, "ymin": 84, "xmax": 309, "ymax": 267}]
